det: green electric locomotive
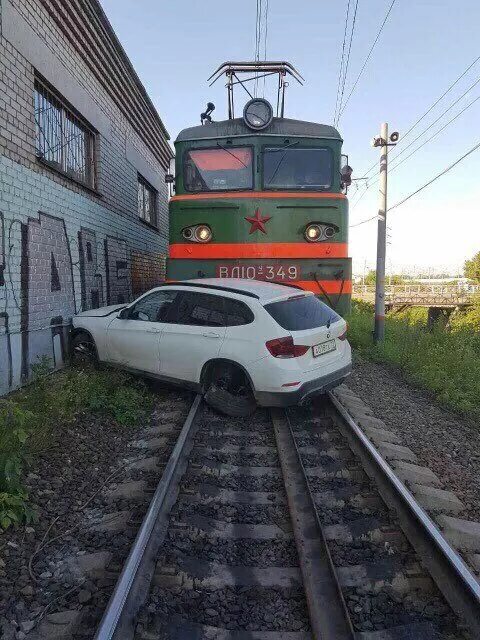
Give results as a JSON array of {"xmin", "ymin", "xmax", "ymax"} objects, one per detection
[{"xmin": 167, "ymin": 62, "xmax": 352, "ymax": 314}]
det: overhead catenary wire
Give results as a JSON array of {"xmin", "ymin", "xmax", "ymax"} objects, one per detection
[
  {"xmin": 337, "ymin": 0, "xmax": 397, "ymax": 123},
  {"xmin": 333, "ymin": 0, "xmax": 352, "ymax": 125},
  {"xmin": 262, "ymin": 0, "xmax": 269, "ymax": 97},
  {"xmin": 254, "ymin": 0, "xmax": 262, "ymax": 96},
  {"xmin": 335, "ymin": 0, "xmax": 360, "ymax": 127}
]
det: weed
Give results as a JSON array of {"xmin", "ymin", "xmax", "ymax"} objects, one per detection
[
  {"xmin": 347, "ymin": 300, "xmax": 480, "ymax": 419},
  {"xmin": 0, "ymin": 359, "xmax": 153, "ymax": 530},
  {"xmin": 0, "ymin": 401, "xmax": 37, "ymax": 529}
]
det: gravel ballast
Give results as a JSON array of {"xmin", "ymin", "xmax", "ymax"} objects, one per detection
[
  {"xmin": 348, "ymin": 355, "xmax": 480, "ymax": 521},
  {"xmin": 0, "ymin": 383, "xmax": 192, "ymax": 639}
]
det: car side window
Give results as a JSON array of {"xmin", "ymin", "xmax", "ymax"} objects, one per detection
[
  {"xmin": 171, "ymin": 292, "xmax": 225, "ymax": 327},
  {"xmin": 127, "ymin": 290, "xmax": 178, "ymax": 323},
  {"xmin": 224, "ymin": 298, "xmax": 254, "ymax": 326}
]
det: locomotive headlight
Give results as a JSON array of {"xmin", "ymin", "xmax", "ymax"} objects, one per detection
[
  {"xmin": 194, "ymin": 224, "xmax": 212, "ymax": 243},
  {"xmin": 305, "ymin": 224, "xmax": 322, "ymax": 242}
]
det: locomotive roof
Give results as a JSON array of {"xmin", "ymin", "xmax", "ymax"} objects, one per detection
[{"xmin": 175, "ymin": 117, "xmax": 341, "ymax": 143}]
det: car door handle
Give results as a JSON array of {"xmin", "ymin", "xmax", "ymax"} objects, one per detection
[
  {"xmin": 202, "ymin": 331, "xmax": 220, "ymax": 338},
  {"xmin": 146, "ymin": 328, "xmax": 161, "ymax": 334}
]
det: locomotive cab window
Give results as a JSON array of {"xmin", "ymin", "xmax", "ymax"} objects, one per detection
[
  {"xmin": 184, "ymin": 147, "xmax": 253, "ymax": 192},
  {"xmin": 263, "ymin": 147, "xmax": 333, "ymax": 190}
]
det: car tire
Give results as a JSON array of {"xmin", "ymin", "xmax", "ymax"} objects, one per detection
[
  {"xmin": 204, "ymin": 363, "xmax": 257, "ymax": 418},
  {"xmin": 71, "ymin": 331, "xmax": 99, "ymax": 367}
]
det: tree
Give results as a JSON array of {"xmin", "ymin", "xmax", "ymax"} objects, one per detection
[
  {"xmin": 464, "ymin": 251, "xmax": 480, "ymax": 283},
  {"xmin": 364, "ymin": 270, "xmax": 376, "ymax": 285}
]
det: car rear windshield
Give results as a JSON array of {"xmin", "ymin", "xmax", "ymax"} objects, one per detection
[{"xmin": 264, "ymin": 295, "xmax": 340, "ymax": 330}]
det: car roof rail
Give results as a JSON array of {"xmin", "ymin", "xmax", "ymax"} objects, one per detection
[
  {"xmin": 156, "ymin": 281, "xmax": 260, "ymax": 299},
  {"xmin": 269, "ymin": 280, "xmax": 306, "ymax": 291}
]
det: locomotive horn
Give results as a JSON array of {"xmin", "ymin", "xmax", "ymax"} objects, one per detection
[{"xmin": 201, "ymin": 102, "xmax": 215, "ymax": 124}]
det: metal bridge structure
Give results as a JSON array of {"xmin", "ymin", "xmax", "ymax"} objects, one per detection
[{"xmin": 353, "ymin": 284, "xmax": 480, "ymax": 310}]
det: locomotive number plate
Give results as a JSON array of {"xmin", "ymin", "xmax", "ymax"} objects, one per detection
[
  {"xmin": 313, "ymin": 339, "xmax": 336, "ymax": 357},
  {"xmin": 216, "ymin": 264, "xmax": 300, "ymax": 281}
]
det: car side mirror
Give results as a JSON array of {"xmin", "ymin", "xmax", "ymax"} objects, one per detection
[{"xmin": 117, "ymin": 308, "xmax": 129, "ymax": 320}]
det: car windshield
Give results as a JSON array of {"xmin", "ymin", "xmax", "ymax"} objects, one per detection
[
  {"xmin": 263, "ymin": 147, "xmax": 333, "ymax": 190},
  {"xmin": 184, "ymin": 147, "xmax": 253, "ymax": 192},
  {"xmin": 264, "ymin": 295, "xmax": 340, "ymax": 330}
]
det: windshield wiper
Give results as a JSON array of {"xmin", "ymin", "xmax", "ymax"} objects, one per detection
[
  {"xmin": 216, "ymin": 142, "xmax": 249, "ymax": 168},
  {"xmin": 264, "ymin": 140, "xmax": 299, "ymax": 184},
  {"xmin": 326, "ymin": 314, "xmax": 336, "ymax": 329}
]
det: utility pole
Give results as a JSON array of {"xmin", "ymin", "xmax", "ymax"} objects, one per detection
[{"xmin": 371, "ymin": 123, "xmax": 398, "ymax": 343}]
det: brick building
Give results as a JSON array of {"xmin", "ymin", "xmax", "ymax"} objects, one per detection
[{"xmin": 0, "ymin": 0, "xmax": 173, "ymax": 395}]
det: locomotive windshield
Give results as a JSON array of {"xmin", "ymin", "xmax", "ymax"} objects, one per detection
[
  {"xmin": 184, "ymin": 147, "xmax": 253, "ymax": 192},
  {"xmin": 263, "ymin": 147, "xmax": 333, "ymax": 190}
]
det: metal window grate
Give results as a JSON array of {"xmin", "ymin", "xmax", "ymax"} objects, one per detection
[
  {"xmin": 34, "ymin": 78, "xmax": 96, "ymax": 189},
  {"xmin": 137, "ymin": 176, "xmax": 157, "ymax": 226}
]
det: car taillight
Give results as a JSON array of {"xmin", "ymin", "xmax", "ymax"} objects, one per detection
[
  {"xmin": 265, "ymin": 336, "xmax": 309, "ymax": 358},
  {"xmin": 338, "ymin": 325, "xmax": 348, "ymax": 341}
]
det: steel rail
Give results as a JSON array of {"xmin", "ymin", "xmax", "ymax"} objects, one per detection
[
  {"xmin": 94, "ymin": 394, "xmax": 203, "ymax": 640},
  {"xmin": 329, "ymin": 392, "xmax": 480, "ymax": 636},
  {"xmin": 271, "ymin": 408, "xmax": 355, "ymax": 639}
]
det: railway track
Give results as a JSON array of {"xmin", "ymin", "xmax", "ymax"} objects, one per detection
[{"xmin": 92, "ymin": 391, "xmax": 480, "ymax": 640}]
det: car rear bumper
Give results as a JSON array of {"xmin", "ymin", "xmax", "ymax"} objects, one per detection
[{"xmin": 254, "ymin": 364, "xmax": 352, "ymax": 407}]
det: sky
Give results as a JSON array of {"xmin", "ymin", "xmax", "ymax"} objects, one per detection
[{"xmin": 100, "ymin": 0, "xmax": 480, "ymax": 276}]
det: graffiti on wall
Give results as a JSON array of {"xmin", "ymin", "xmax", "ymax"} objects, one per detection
[
  {"xmin": 21, "ymin": 213, "xmax": 76, "ymax": 374},
  {"xmin": 105, "ymin": 236, "xmax": 131, "ymax": 305},
  {"xmin": 0, "ymin": 211, "xmax": 166, "ymax": 395},
  {"xmin": 78, "ymin": 227, "xmax": 104, "ymax": 311}
]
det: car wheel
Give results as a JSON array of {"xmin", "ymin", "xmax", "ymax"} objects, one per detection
[
  {"xmin": 204, "ymin": 363, "xmax": 257, "ymax": 418},
  {"xmin": 71, "ymin": 332, "xmax": 99, "ymax": 367}
]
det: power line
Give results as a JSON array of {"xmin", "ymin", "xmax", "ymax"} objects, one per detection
[
  {"xmin": 401, "ymin": 55, "xmax": 480, "ymax": 142},
  {"xmin": 350, "ymin": 139, "xmax": 480, "ymax": 227},
  {"xmin": 337, "ymin": 0, "xmax": 397, "ymax": 123},
  {"xmin": 390, "ymin": 74, "xmax": 480, "ymax": 165},
  {"xmin": 388, "ymin": 92, "xmax": 480, "ymax": 175},
  {"xmin": 361, "ymin": 89, "xmax": 480, "ymax": 191},
  {"xmin": 350, "ymin": 182, "xmax": 372, "ymax": 210},
  {"xmin": 354, "ymin": 89, "xmax": 480, "ymax": 198},
  {"xmin": 336, "ymin": 0, "xmax": 359, "ymax": 126},
  {"xmin": 350, "ymin": 214, "xmax": 376, "ymax": 227},
  {"xmin": 388, "ymin": 140, "xmax": 480, "ymax": 211},
  {"xmin": 357, "ymin": 55, "xmax": 480, "ymax": 178},
  {"xmin": 333, "ymin": 0, "xmax": 351, "ymax": 124}
]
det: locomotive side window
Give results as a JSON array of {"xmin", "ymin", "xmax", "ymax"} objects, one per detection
[
  {"xmin": 263, "ymin": 147, "xmax": 333, "ymax": 190},
  {"xmin": 184, "ymin": 147, "xmax": 253, "ymax": 192}
]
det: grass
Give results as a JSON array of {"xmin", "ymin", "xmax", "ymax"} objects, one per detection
[
  {"xmin": 347, "ymin": 300, "xmax": 480, "ymax": 420},
  {"xmin": 0, "ymin": 359, "xmax": 153, "ymax": 530}
]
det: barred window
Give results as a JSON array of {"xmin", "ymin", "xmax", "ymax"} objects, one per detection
[
  {"xmin": 137, "ymin": 176, "xmax": 157, "ymax": 226},
  {"xmin": 34, "ymin": 77, "xmax": 96, "ymax": 189}
]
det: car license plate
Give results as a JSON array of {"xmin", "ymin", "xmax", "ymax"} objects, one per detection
[
  {"xmin": 313, "ymin": 339, "xmax": 336, "ymax": 357},
  {"xmin": 216, "ymin": 264, "xmax": 300, "ymax": 281}
]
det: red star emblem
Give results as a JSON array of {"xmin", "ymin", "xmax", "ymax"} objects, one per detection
[{"xmin": 245, "ymin": 208, "xmax": 271, "ymax": 234}]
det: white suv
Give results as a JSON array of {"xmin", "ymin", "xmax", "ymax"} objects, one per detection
[{"xmin": 71, "ymin": 279, "xmax": 352, "ymax": 416}]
